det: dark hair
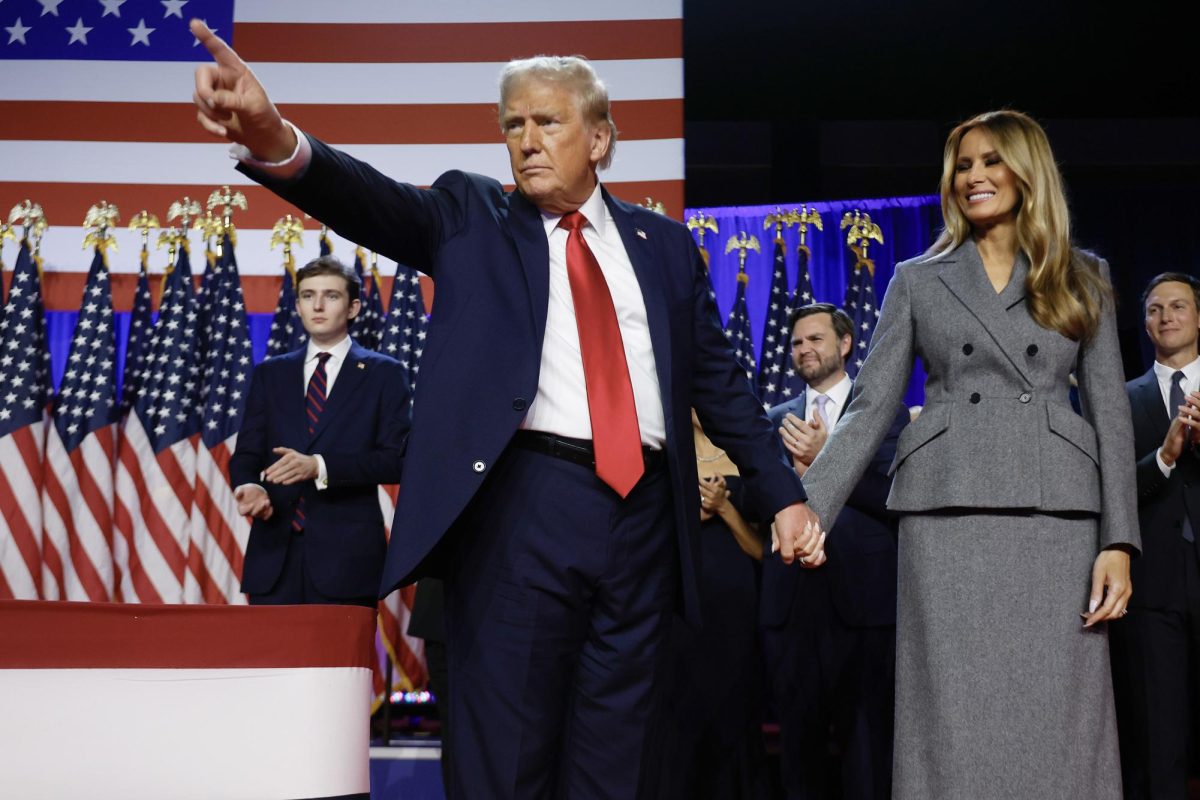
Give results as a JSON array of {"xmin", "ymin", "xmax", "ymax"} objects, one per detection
[
  {"xmin": 787, "ymin": 302, "xmax": 855, "ymax": 350},
  {"xmin": 296, "ymin": 255, "xmax": 361, "ymax": 302},
  {"xmin": 1141, "ymin": 272, "xmax": 1200, "ymax": 312}
]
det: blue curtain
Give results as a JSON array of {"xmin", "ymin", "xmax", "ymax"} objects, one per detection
[{"xmin": 685, "ymin": 194, "xmax": 942, "ymax": 407}]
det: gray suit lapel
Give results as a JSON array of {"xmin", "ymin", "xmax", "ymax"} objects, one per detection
[{"xmin": 938, "ymin": 241, "xmax": 1034, "ymax": 386}]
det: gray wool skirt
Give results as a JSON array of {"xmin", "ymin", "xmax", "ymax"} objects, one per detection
[{"xmin": 893, "ymin": 512, "xmax": 1122, "ymax": 800}]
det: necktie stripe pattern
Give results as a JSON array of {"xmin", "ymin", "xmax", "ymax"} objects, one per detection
[
  {"xmin": 294, "ymin": 352, "xmax": 332, "ymax": 531},
  {"xmin": 558, "ymin": 211, "xmax": 644, "ymax": 498}
]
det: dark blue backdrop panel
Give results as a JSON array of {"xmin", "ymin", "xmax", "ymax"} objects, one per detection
[{"xmin": 686, "ymin": 195, "xmax": 941, "ymax": 407}]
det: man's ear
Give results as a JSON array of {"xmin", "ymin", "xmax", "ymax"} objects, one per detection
[
  {"xmin": 348, "ymin": 298, "xmax": 361, "ymax": 320},
  {"xmin": 840, "ymin": 334, "xmax": 853, "ymax": 363}
]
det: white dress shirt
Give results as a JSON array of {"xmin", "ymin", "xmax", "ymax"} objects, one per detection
[
  {"xmin": 1154, "ymin": 355, "xmax": 1200, "ymax": 476},
  {"xmin": 519, "ymin": 183, "xmax": 665, "ymax": 448},
  {"xmin": 804, "ymin": 373, "xmax": 852, "ymax": 428},
  {"xmin": 303, "ymin": 335, "xmax": 354, "ymax": 489}
]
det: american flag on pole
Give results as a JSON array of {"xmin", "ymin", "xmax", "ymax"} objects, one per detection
[
  {"xmin": 756, "ymin": 232, "xmax": 794, "ymax": 409},
  {"xmin": 41, "ymin": 245, "xmax": 119, "ymax": 602},
  {"xmin": 380, "ymin": 262, "xmax": 428, "ymax": 392},
  {"xmin": 265, "ymin": 257, "xmax": 305, "ymax": 357},
  {"xmin": 843, "ymin": 261, "xmax": 879, "ymax": 379},
  {"xmin": 113, "ymin": 241, "xmax": 201, "ymax": 603},
  {"xmin": 0, "ymin": 240, "xmax": 49, "ymax": 600},
  {"xmin": 190, "ymin": 233, "xmax": 251, "ymax": 604},
  {"xmin": 348, "ymin": 247, "xmax": 384, "ymax": 352},
  {"xmin": 120, "ymin": 247, "xmax": 155, "ymax": 415}
]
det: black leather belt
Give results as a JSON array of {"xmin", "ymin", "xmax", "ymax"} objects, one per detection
[{"xmin": 511, "ymin": 430, "xmax": 666, "ymax": 472}]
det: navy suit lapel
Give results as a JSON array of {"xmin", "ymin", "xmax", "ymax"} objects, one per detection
[
  {"xmin": 282, "ymin": 351, "xmax": 308, "ymax": 449},
  {"xmin": 603, "ymin": 189, "xmax": 673, "ymax": 424},
  {"xmin": 504, "ymin": 190, "xmax": 551, "ymax": 344},
  {"xmin": 1132, "ymin": 368, "xmax": 1170, "ymax": 442},
  {"xmin": 938, "ymin": 241, "xmax": 1033, "ymax": 386},
  {"xmin": 309, "ymin": 343, "xmax": 369, "ymax": 447}
]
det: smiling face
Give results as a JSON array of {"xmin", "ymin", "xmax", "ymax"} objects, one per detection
[
  {"xmin": 953, "ymin": 127, "xmax": 1021, "ymax": 231},
  {"xmin": 1145, "ymin": 280, "xmax": 1200, "ymax": 364},
  {"xmin": 502, "ymin": 78, "xmax": 611, "ymax": 215},
  {"xmin": 296, "ymin": 274, "xmax": 359, "ymax": 348}
]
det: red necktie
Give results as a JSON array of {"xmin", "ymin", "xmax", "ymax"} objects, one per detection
[
  {"xmin": 293, "ymin": 351, "xmax": 332, "ymax": 531},
  {"xmin": 559, "ymin": 211, "xmax": 644, "ymax": 497}
]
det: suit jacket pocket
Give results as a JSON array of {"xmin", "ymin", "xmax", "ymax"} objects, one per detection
[
  {"xmin": 1045, "ymin": 402, "xmax": 1099, "ymax": 466},
  {"xmin": 888, "ymin": 403, "xmax": 950, "ymax": 477}
]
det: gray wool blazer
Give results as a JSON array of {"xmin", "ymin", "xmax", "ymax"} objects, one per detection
[{"xmin": 802, "ymin": 239, "xmax": 1140, "ymax": 553}]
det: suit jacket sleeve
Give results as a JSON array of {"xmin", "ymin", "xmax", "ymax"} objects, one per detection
[
  {"xmin": 228, "ymin": 363, "xmax": 287, "ymax": 509},
  {"xmin": 685, "ymin": 236, "xmax": 807, "ymax": 519},
  {"xmin": 320, "ymin": 359, "xmax": 411, "ymax": 486},
  {"xmin": 842, "ymin": 404, "xmax": 908, "ymax": 521},
  {"xmin": 1076, "ymin": 258, "xmax": 1141, "ymax": 552},
  {"xmin": 801, "ymin": 263, "xmax": 917, "ymax": 529},
  {"xmin": 238, "ymin": 134, "xmax": 471, "ymax": 276}
]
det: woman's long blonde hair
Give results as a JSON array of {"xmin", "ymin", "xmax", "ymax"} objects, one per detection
[{"xmin": 930, "ymin": 110, "xmax": 1110, "ymax": 341}]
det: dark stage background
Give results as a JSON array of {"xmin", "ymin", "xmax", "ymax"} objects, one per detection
[{"xmin": 682, "ymin": 0, "xmax": 1199, "ymax": 379}]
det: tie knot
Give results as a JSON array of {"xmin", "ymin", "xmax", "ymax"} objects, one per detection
[
  {"xmin": 815, "ymin": 394, "xmax": 831, "ymax": 409},
  {"xmin": 1173, "ymin": 370, "xmax": 1187, "ymax": 388},
  {"xmin": 558, "ymin": 210, "xmax": 589, "ymax": 233},
  {"xmin": 316, "ymin": 352, "xmax": 332, "ymax": 365}
]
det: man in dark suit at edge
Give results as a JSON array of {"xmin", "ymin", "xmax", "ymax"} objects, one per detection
[
  {"xmin": 764, "ymin": 303, "xmax": 908, "ymax": 800},
  {"xmin": 1111, "ymin": 272, "xmax": 1200, "ymax": 800},
  {"xmin": 191, "ymin": 20, "xmax": 821, "ymax": 800},
  {"xmin": 230, "ymin": 256, "xmax": 411, "ymax": 607}
]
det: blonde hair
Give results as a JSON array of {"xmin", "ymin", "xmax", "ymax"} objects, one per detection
[
  {"xmin": 497, "ymin": 55, "xmax": 618, "ymax": 170},
  {"xmin": 930, "ymin": 110, "xmax": 1110, "ymax": 341}
]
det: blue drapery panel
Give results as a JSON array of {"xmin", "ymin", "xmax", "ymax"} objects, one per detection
[{"xmin": 685, "ymin": 195, "xmax": 942, "ymax": 407}]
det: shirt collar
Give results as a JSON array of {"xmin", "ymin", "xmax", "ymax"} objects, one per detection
[
  {"xmin": 540, "ymin": 182, "xmax": 608, "ymax": 240},
  {"xmin": 805, "ymin": 372, "xmax": 852, "ymax": 412},
  {"xmin": 1153, "ymin": 355, "xmax": 1200, "ymax": 386},
  {"xmin": 306, "ymin": 334, "xmax": 353, "ymax": 364}
]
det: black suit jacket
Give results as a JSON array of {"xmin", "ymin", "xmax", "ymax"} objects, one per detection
[
  {"xmin": 761, "ymin": 395, "xmax": 908, "ymax": 628},
  {"xmin": 243, "ymin": 136, "xmax": 806, "ymax": 621},
  {"xmin": 229, "ymin": 342, "xmax": 411, "ymax": 598},
  {"xmin": 1126, "ymin": 368, "xmax": 1200, "ymax": 609}
]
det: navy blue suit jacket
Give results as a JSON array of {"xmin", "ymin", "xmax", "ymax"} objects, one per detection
[
  {"xmin": 242, "ymin": 136, "xmax": 806, "ymax": 621},
  {"xmin": 1126, "ymin": 368, "xmax": 1200, "ymax": 609},
  {"xmin": 761, "ymin": 395, "xmax": 908, "ymax": 628},
  {"xmin": 229, "ymin": 341, "xmax": 411, "ymax": 599}
]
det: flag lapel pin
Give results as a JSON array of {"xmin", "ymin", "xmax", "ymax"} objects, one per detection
[{"xmin": 635, "ymin": 229, "xmax": 647, "ymax": 239}]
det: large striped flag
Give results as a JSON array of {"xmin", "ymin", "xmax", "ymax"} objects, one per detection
[
  {"xmin": 0, "ymin": 240, "xmax": 50, "ymax": 600},
  {"xmin": 191, "ymin": 233, "xmax": 252, "ymax": 604},
  {"xmin": 348, "ymin": 248, "xmax": 384, "ymax": 351},
  {"xmin": 380, "ymin": 262, "xmax": 428, "ymax": 392},
  {"xmin": 41, "ymin": 246, "xmax": 119, "ymax": 602},
  {"xmin": 120, "ymin": 247, "xmax": 155, "ymax": 415},
  {"xmin": 723, "ymin": 270, "xmax": 757, "ymax": 383},
  {"xmin": 3, "ymin": 0, "xmax": 684, "ymax": 311},
  {"xmin": 265, "ymin": 258, "xmax": 305, "ymax": 357}
]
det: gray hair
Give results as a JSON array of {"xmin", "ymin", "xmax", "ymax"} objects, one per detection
[{"xmin": 497, "ymin": 55, "xmax": 619, "ymax": 170}]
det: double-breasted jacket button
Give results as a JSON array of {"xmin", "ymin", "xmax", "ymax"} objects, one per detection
[
  {"xmin": 962, "ymin": 343, "xmax": 974, "ymax": 355},
  {"xmin": 1026, "ymin": 344, "xmax": 1039, "ymax": 356},
  {"xmin": 472, "ymin": 460, "xmax": 486, "ymax": 473},
  {"xmin": 1018, "ymin": 392, "xmax": 1032, "ymax": 404},
  {"xmin": 969, "ymin": 392, "xmax": 981, "ymax": 404},
  {"xmin": 512, "ymin": 397, "xmax": 527, "ymax": 411}
]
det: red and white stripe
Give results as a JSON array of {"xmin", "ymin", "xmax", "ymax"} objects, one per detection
[
  {"xmin": 0, "ymin": 423, "xmax": 46, "ymax": 600},
  {"xmin": 40, "ymin": 424, "xmax": 117, "ymax": 602},
  {"xmin": 189, "ymin": 435, "xmax": 250, "ymax": 605}
]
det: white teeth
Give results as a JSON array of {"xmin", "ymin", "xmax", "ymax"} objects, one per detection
[{"xmin": 968, "ymin": 192, "xmax": 995, "ymax": 201}]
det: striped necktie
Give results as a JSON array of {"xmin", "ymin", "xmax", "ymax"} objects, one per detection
[{"xmin": 293, "ymin": 352, "xmax": 332, "ymax": 532}]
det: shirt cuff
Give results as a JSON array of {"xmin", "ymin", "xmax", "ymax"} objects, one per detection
[
  {"xmin": 228, "ymin": 120, "xmax": 312, "ymax": 180},
  {"xmin": 1156, "ymin": 449, "xmax": 1176, "ymax": 478},
  {"xmin": 314, "ymin": 454, "xmax": 329, "ymax": 490}
]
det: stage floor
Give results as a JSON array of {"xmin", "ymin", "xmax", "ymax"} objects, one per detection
[{"xmin": 370, "ymin": 740, "xmax": 444, "ymax": 800}]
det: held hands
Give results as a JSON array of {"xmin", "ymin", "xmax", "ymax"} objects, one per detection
[
  {"xmin": 772, "ymin": 502, "xmax": 827, "ymax": 569},
  {"xmin": 264, "ymin": 447, "xmax": 319, "ymax": 485},
  {"xmin": 234, "ymin": 485, "xmax": 273, "ymax": 520},
  {"xmin": 698, "ymin": 474, "xmax": 730, "ymax": 518},
  {"xmin": 779, "ymin": 412, "xmax": 828, "ymax": 477},
  {"xmin": 1160, "ymin": 390, "xmax": 1200, "ymax": 467},
  {"xmin": 190, "ymin": 19, "xmax": 296, "ymax": 161},
  {"xmin": 1082, "ymin": 548, "xmax": 1132, "ymax": 627}
]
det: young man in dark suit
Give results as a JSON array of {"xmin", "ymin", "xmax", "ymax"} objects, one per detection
[
  {"xmin": 230, "ymin": 256, "xmax": 411, "ymax": 608},
  {"xmin": 1111, "ymin": 272, "xmax": 1200, "ymax": 800},
  {"xmin": 764, "ymin": 303, "xmax": 908, "ymax": 800}
]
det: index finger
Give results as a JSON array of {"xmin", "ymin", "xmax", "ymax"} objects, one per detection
[{"xmin": 189, "ymin": 18, "xmax": 244, "ymax": 69}]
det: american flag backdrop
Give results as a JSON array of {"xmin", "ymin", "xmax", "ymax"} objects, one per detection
[
  {"xmin": 756, "ymin": 233, "xmax": 795, "ymax": 409},
  {"xmin": 843, "ymin": 261, "xmax": 879, "ymax": 379},
  {"xmin": 1, "ymin": 0, "xmax": 683, "ymax": 701},
  {"xmin": 723, "ymin": 269, "xmax": 757, "ymax": 382}
]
